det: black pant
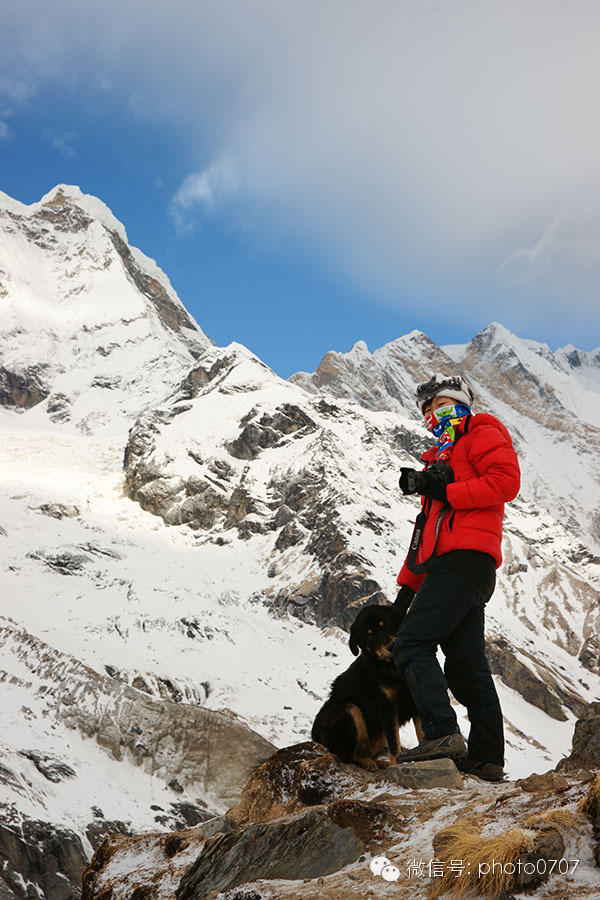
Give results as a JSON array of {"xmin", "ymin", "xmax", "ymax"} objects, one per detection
[{"xmin": 393, "ymin": 551, "xmax": 504, "ymax": 766}]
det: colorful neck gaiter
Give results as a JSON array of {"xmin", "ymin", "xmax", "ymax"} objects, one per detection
[{"xmin": 424, "ymin": 403, "xmax": 471, "ymax": 460}]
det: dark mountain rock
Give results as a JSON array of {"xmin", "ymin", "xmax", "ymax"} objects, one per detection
[
  {"xmin": 0, "ymin": 816, "xmax": 87, "ymax": 900},
  {"xmin": 108, "ymin": 230, "xmax": 199, "ymax": 336},
  {"xmin": 19, "ymin": 751, "xmax": 76, "ymax": 783},
  {"xmin": 486, "ymin": 638, "xmax": 568, "ymax": 721},
  {"xmin": 34, "ymin": 503, "xmax": 80, "ymax": 519},
  {"xmin": 0, "ymin": 366, "xmax": 49, "ymax": 409}
]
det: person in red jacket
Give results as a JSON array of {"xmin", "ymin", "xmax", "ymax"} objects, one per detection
[{"xmin": 392, "ymin": 373, "xmax": 520, "ymax": 782}]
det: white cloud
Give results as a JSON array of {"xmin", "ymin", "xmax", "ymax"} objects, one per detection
[
  {"xmin": 0, "ymin": 120, "xmax": 11, "ymax": 141},
  {"xmin": 171, "ymin": 158, "xmax": 238, "ymax": 230},
  {"xmin": 2, "ymin": 0, "xmax": 600, "ymax": 340},
  {"xmin": 45, "ymin": 128, "xmax": 78, "ymax": 159}
]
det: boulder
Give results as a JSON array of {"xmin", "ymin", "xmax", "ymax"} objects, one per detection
[
  {"xmin": 380, "ymin": 758, "xmax": 464, "ymax": 790},
  {"xmin": 227, "ymin": 741, "xmax": 355, "ymax": 825},
  {"xmin": 176, "ymin": 805, "xmax": 365, "ymax": 900}
]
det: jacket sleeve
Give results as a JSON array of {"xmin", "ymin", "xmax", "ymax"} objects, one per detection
[
  {"xmin": 396, "ymin": 560, "xmax": 425, "ymax": 592},
  {"xmin": 446, "ymin": 423, "xmax": 520, "ymax": 509}
]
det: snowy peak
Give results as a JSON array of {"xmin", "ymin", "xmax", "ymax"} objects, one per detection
[
  {"xmin": 0, "ymin": 185, "xmax": 212, "ymax": 433},
  {"xmin": 289, "ymin": 328, "xmax": 455, "ymax": 414}
]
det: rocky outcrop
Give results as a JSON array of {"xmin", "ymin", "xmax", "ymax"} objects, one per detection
[
  {"xmin": 81, "ymin": 718, "xmax": 600, "ymax": 900},
  {"xmin": 0, "ymin": 365, "xmax": 49, "ymax": 409},
  {"xmin": 558, "ymin": 702, "xmax": 600, "ymax": 771},
  {"xmin": 177, "ymin": 805, "xmax": 366, "ymax": 899},
  {"xmin": 107, "ymin": 230, "xmax": 201, "ymax": 338},
  {"xmin": 486, "ymin": 637, "xmax": 574, "ymax": 720}
]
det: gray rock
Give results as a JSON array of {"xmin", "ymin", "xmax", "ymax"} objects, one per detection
[
  {"xmin": 137, "ymin": 476, "xmax": 186, "ymax": 517},
  {"xmin": 180, "ymin": 488, "xmax": 226, "ymax": 529},
  {"xmin": 514, "ymin": 826, "xmax": 565, "ymax": 889},
  {"xmin": 35, "ymin": 503, "xmax": 80, "ymax": 519},
  {"xmin": 378, "ymin": 758, "xmax": 464, "ymax": 790},
  {"xmin": 85, "ymin": 819, "xmax": 133, "ymax": 851},
  {"xmin": 559, "ymin": 701, "xmax": 600, "ymax": 769},
  {"xmin": 0, "ymin": 365, "xmax": 49, "ymax": 409},
  {"xmin": 27, "ymin": 550, "xmax": 91, "ymax": 576},
  {"xmin": 273, "ymin": 504, "xmax": 295, "ymax": 527},
  {"xmin": 274, "ymin": 521, "xmax": 305, "ymax": 551},
  {"xmin": 486, "ymin": 638, "xmax": 568, "ymax": 721},
  {"xmin": 46, "ymin": 393, "xmax": 71, "ymax": 422},
  {"xmin": 108, "ymin": 230, "xmax": 198, "ymax": 335},
  {"xmin": 20, "ymin": 751, "xmax": 76, "ymax": 784},
  {"xmin": 176, "ymin": 805, "xmax": 365, "ymax": 899},
  {"xmin": 199, "ymin": 815, "xmax": 239, "ymax": 839}
]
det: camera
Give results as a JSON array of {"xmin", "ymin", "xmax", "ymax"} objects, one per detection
[{"xmin": 399, "ymin": 467, "xmax": 422, "ymax": 495}]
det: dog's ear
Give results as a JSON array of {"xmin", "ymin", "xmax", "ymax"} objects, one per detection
[{"xmin": 349, "ymin": 622, "xmax": 361, "ymax": 656}]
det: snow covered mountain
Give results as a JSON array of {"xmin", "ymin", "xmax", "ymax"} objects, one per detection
[
  {"xmin": 0, "ymin": 186, "xmax": 599, "ymax": 898},
  {"xmin": 0, "ymin": 185, "xmax": 210, "ymax": 433}
]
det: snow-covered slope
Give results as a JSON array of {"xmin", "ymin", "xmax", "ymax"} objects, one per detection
[{"xmin": 0, "ymin": 186, "xmax": 598, "ymax": 898}]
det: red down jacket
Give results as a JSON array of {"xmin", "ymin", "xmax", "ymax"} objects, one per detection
[{"xmin": 397, "ymin": 412, "xmax": 521, "ymax": 593}]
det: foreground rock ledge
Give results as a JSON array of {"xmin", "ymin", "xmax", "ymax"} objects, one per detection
[{"xmin": 82, "ymin": 722, "xmax": 600, "ymax": 900}]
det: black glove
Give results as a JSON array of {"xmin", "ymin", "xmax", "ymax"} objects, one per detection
[
  {"xmin": 399, "ymin": 462, "xmax": 454, "ymax": 502},
  {"xmin": 393, "ymin": 585, "xmax": 416, "ymax": 618}
]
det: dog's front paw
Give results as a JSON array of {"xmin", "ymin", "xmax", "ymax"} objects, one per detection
[
  {"xmin": 353, "ymin": 756, "xmax": 379, "ymax": 772},
  {"xmin": 375, "ymin": 758, "xmax": 392, "ymax": 769}
]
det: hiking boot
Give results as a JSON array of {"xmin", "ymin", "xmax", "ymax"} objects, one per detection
[
  {"xmin": 456, "ymin": 758, "xmax": 505, "ymax": 783},
  {"xmin": 395, "ymin": 732, "xmax": 468, "ymax": 763}
]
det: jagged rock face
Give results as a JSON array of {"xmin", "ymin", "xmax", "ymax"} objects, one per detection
[
  {"xmin": 122, "ymin": 345, "xmax": 408, "ymax": 630},
  {"xmin": 0, "ymin": 816, "xmax": 88, "ymax": 900},
  {"xmin": 289, "ymin": 331, "xmax": 455, "ymax": 413},
  {"xmin": 486, "ymin": 637, "xmax": 586, "ymax": 721},
  {"xmin": 0, "ymin": 185, "xmax": 211, "ymax": 431},
  {"xmin": 0, "ymin": 365, "xmax": 50, "ymax": 409}
]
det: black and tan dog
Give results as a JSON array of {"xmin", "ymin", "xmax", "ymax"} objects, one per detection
[{"xmin": 311, "ymin": 604, "xmax": 423, "ymax": 770}]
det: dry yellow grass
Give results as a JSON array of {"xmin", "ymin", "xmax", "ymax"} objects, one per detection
[
  {"xmin": 523, "ymin": 807, "xmax": 578, "ymax": 830},
  {"xmin": 430, "ymin": 818, "xmax": 534, "ymax": 899}
]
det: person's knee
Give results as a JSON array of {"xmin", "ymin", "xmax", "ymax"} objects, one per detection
[{"xmin": 393, "ymin": 630, "xmax": 436, "ymax": 671}]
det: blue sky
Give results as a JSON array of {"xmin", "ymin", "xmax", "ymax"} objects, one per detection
[{"xmin": 2, "ymin": 1, "xmax": 600, "ymax": 377}]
